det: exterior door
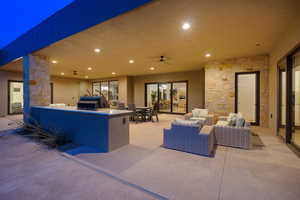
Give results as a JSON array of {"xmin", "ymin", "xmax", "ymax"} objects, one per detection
[
  {"xmin": 235, "ymin": 72, "xmax": 260, "ymax": 125},
  {"xmin": 8, "ymin": 81, "xmax": 24, "ymax": 114}
]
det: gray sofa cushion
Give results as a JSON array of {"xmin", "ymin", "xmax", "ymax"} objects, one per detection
[{"xmin": 172, "ymin": 119, "xmax": 200, "ymax": 127}]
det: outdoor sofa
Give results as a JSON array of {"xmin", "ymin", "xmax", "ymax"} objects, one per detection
[
  {"xmin": 184, "ymin": 108, "xmax": 214, "ymax": 125},
  {"xmin": 163, "ymin": 119, "xmax": 214, "ymax": 156},
  {"xmin": 214, "ymin": 113, "xmax": 252, "ymax": 149}
]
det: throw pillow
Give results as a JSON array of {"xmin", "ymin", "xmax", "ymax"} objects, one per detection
[
  {"xmin": 236, "ymin": 117, "xmax": 245, "ymax": 127},
  {"xmin": 199, "ymin": 109, "xmax": 208, "ymax": 117},
  {"xmin": 228, "ymin": 117, "xmax": 237, "ymax": 126},
  {"xmin": 192, "ymin": 109, "xmax": 200, "ymax": 118}
]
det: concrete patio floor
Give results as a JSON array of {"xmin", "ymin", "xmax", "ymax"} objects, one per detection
[{"xmin": 0, "ymin": 114, "xmax": 300, "ymax": 200}]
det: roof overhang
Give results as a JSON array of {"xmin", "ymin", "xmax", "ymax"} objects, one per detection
[{"xmin": 0, "ymin": 0, "xmax": 152, "ymax": 66}]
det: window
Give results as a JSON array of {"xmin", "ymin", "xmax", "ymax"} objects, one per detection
[{"xmin": 92, "ymin": 80, "xmax": 119, "ymax": 101}]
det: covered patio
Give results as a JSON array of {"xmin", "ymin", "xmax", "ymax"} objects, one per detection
[{"xmin": 0, "ymin": 114, "xmax": 300, "ymax": 200}]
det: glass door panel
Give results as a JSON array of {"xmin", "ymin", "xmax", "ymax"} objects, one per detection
[
  {"xmin": 278, "ymin": 59, "xmax": 287, "ymax": 139},
  {"xmin": 93, "ymin": 82, "xmax": 100, "ymax": 96},
  {"xmin": 9, "ymin": 81, "xmax": 24, "ymax": 114},
  {"xmin": 236, "ymin": 72, "xmax": 259, "ymax": 125},
  {"xmin": 109, "ymin": 81, "xmax": 119, "ymax": 101},
  {"xmin": 159, "ymin": 83, "xmax": 171, "ymax": 112},
  {"xmin": 100, "ymin": 81, "xmax": 109, "ymax": 100},
  {"xmin": 292, "ymin": 51, "xmax": 300, "ymax": 148},
  {"xmin": 146, "ymin": 84, "xmax": 158, "ymax": 107},
  {"xmin": 172, "ymin": 82, "xmax": 187, "ymax": 113}
]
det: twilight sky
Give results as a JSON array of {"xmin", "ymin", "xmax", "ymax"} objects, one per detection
[{"xmin": 0, "ymin": 0, "xmax": 74, "ymax": 48}]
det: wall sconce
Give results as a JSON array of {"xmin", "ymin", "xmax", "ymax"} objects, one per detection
[{"xmin": 222, "ymin": 75, "xmax": 227, "ymax": 81}]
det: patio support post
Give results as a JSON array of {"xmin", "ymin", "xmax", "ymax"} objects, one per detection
[{"xmin": 23, "ymin": 55, "xmax": 51, "ymax": 123}]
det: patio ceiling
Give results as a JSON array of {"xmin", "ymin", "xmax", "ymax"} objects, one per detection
[{"xmin": 1, "ymin": 0, "xmax": 299, "ymax": 79}]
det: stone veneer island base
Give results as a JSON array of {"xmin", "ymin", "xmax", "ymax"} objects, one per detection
[{"xmin": 30, "ymin": 106, "xmax": 133, "ymax": 153}]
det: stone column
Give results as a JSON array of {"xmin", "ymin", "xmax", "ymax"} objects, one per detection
[{"xmin": 23, "ymin": 55, "xmax": 51, "ymax": 123}]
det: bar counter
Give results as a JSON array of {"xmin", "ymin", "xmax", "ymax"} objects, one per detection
[{"xmin": 30, "ymin": 106, "xmax": 133, "ymax": 153}]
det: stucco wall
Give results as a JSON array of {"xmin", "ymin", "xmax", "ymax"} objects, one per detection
[
  {"xmin": 132, "ymin": 70, "xmax": 205, "ymax": 112},
  {"xmin": 205, "ymin": 55, "xmax": 269, "ymax": 127},
  {"xmin": 0, "ymin": 70, "xmax": 89, "ymax": 116},
  {"xmin": 269, "ymin": 20, "xmax": 300, "ymax": 133}
]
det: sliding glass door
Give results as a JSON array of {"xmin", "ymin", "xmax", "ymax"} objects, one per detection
[
  {"xmin": 292, "ymin": 51, "xmax": 300, "ymax": 148},
  {"xmin": 145, "ymin": 81, "xmax": 188, "ymax": 114},
  {"xmin": 235, "ymin": 72, "xmax": 260, "ymax": 125},
  {"xmin": 278, "ymin": 47, "xmax": 300, "ymax": 151}
]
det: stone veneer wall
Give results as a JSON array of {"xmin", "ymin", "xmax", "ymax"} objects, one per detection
[
  {"xmin": 205, "ymin": 55, "xmax": 269, "ymax": 127},
  {"xmin": 28, "ymin": 55, "xmax": 51, "ymax": 107}
]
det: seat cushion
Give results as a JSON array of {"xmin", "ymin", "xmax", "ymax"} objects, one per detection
[
  {"xmin": 172, "ymin": 119, "xmax": 200, "ymax": 127},
  {"xmin": 190, "ymin": 117, "xmax": 206, "ymax": 122},
  {"xmin": 216, "ymin": 120, "xmax": 229, "ymax": 126}
]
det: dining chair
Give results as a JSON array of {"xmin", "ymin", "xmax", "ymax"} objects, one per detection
[
  {"xmin": 117, "ymin": 102, "xmax": 125, "ymax": 110},
  {"xmin": 128, "ymin": 104, "xmax": 144, "ymax": 121},
  {"xmin": 146, "ymin": 102, "xmax": 159, "ymax": 122}
]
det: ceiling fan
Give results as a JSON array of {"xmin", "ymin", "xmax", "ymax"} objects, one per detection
[{"xmin": 148, "ymin": 55, "xmax": 173, "ymax": 66}]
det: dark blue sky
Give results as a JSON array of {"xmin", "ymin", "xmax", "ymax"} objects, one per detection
[{"xmin": 0, "ymin": 0, "xmax": 74, "ymax": 48}]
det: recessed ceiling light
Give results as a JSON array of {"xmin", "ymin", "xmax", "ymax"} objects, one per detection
[
  {"xmin": 94, "ymin": 48, "xmax": 101, "ymax": 53},
  {"xmin": 205, "ymin": 53, "xmax": 211, "ymax": 58},
  {"xmin": 52, "ymin": 60, "xmax": 58, "ymax": 64},
  {"xmin": 85, "ymin": 75, "xmax": 89, "ymax": 79},
  {"xmin": 129, "ymin": 60, "xmax": 135, "ymax": 64},
  {"xmin": 61, "ymin": 72, "xmax": 65, "ymax": 76},
  {"xmin": 150, "ymin": 67, "xmax": 155, "ymax": 71},
  {"xmin": 88, "ymin": 67, "xmax": 92, "ymax": 71},
  {"xmin": 112, "ymin": 72, "xmax": 116, "ymax": 75},
  {"xmin": 182, "ymin": 23, "xmax": 191, "ymax": 30}
]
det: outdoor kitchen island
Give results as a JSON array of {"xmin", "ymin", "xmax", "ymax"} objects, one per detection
[{"xmin": 30, "ymin": 106, "xmax": 133, "ymax": 153}]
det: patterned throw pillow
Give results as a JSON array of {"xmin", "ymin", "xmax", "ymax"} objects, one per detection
[
  {"xmin": 227, "ymin": 113, "xmax": 237, "ymax": 126},
  {"xmin": 228, "ymin": 117, "xmax": 237, "ymax": 126}
]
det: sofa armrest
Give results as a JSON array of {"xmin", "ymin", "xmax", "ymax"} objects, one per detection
[
  {"xmin": 218, "ymin": 116, "xmax": 228, "ymax": 121},
  {"xmin": 184, "ymin": 113, "xmax": 193, "ymax": 120},
  {"xmin": 200, "ymin": 125, "xmax": 214, "ymax": 136},
  {"xmin": 244, "ymin": 121, "xmax": 251, "ymax": 127},
  {"xmin": 214, "ymin": 125, "xmax": 252, "ymax": 149}
]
